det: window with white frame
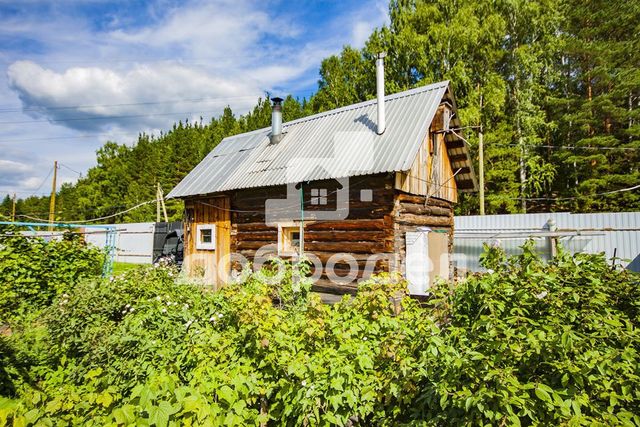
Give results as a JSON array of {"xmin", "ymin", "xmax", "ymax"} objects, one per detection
[
  {"xmin": 278, "ymin": 225, "xmax": 301, "ymax": 256},
  {"xmin": 196, "ymin": 224, "xmax": 216, "ymax": 250},
  {"xmin": 310, "ymin": 188, "xmax": 328, "ymax": 205}
]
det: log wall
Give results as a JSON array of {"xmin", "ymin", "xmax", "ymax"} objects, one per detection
[
  {"xmin": 231, "ymin": 173, "xmax": 397, "ymax": 294},
  {"xmin": 183, "ymin": 175, "xmax": 456, "ymax": 295},
  {"xmin": 391, "ymin": 192, "xmax": 454, "ymax": 284}
]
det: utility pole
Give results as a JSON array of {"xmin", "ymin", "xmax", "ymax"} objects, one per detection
[
  {"xmin": 156, "ymin": 183, "xmax": 168, "ymax": 223},
  {"xmin": 299, "ymin": 183, "xmax": 304, "ymax": 258},
  {"xmin": 157, "ymin": 182, "xmax": 168, "ymax": 223},
  {"xmin": 478, "ymin": 125, "xmax": 485, "ymax": 216},
  {"xmin": 48, "ymin": 161, "xmax": 58, "ymax": 230},
  {"xmin": 11, "ymin": 193, "xmax": 16, "ymax": 222},
  {"xmin": 156, "ymin": 183, "xmax": 161, "ymax": 223},
  {"xmin": 478, "ymin": 90, "xmax": 485, "ymax": 216}
]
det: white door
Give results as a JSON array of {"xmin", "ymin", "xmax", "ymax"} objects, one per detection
[{"xmin": 405, "ymin": 231, "xmax": 429, "ymax": 295}]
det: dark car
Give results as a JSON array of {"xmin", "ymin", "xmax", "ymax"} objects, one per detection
[{"xmin": 153, "ymin": 229, "xmax": 184, "ymax": 268}]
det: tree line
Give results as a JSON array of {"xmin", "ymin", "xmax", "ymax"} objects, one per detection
[{"xmin": 2, "ymin": 0, "xmax": 639, "ymax": 222}]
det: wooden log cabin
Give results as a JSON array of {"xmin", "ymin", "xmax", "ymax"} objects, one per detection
[{"xmin": 168, "ymin": 64, "xmax": 477, "ymax": 296}]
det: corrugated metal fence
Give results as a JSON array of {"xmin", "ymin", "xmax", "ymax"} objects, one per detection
[
  {"xmin": 80, "ymin": 214, "xmax": 639, "ymax": 273},
  {"xmin": 85, "ymin": 222, "xmax": 155, "ymax": 264},
  {"xmin": 453, "ymin": 212, "xmax": 640, "ymax": 273}
]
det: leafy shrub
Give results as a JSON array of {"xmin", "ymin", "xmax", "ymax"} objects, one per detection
[
  {"xmin": 0, "ymin": 226, "xmax": 105, "ymax": 321},
  {"xmin": 0, "ymin": 244, "xmax": 639, "ymax": 426},
  {"xmin": 420, "ymin": 242, "xmax": 640, "ymax": 425}
]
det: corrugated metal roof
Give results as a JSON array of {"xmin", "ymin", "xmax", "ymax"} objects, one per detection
[{"xmin": 168, "ymin": 81, "xmax": 476, "ymax": 198}]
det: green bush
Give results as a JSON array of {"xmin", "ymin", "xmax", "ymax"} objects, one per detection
[
  {"xmin": 416, "ymin": 241, "xmax": 640, "ymax": 425},
  {"xmin": 0, "ymin": 244, "xmax": 639, "ymax": 426},
  {"xmin": 0, "ymin": 227, "xmax": 105, "ymax": 321}
]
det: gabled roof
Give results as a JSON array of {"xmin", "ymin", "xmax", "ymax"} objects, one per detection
[{"xmin": 168, "ymin": 81, "xmax": 477, "ymax": 199}]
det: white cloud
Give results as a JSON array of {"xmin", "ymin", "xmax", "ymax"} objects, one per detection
[
  {"xmin": 349, "ymin": 1, "xmax": 389, "ymax": 47},
  {"xmin": 0, "ymin": 159, "xmax": 31, "ymax": 173},
  {"xmin": 111, "ymin": 0, "xmax": 278, "ymax": 58},
  {"xmin": 0, "ymin": 159, "xmax": 36, "ymax": 188},
  {"xmin": 7, "ymin": 60, "xmax": 263, "ymax": 131},
  {"xmin": 21, "ymin": 176, "xmax": 45, "ymax": 190},
  {"xmin": 352, "ymin": 21, "xmax": 375, "ymax": 48},
  {"xmin": 0, "ymin": 0, "xmax": 390, "ymax": 195},
  {"xmin": 4, "ymin": 0, "xmax": 390, "ymax": 134},
  {"xmin": 3, "ymin": 0, "xmax": 322, "ymax": 133}
]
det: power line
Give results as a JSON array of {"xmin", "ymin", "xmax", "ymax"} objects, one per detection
[
  {"xmin": 0, "ymin": 119, "xmax": 223, "ymax": 143},
  {"xmin": 20, "ymin": 200, "xmax": 157, "ymax": 224},
  {"xmin": 0, "ymin": 132, "xmax": 138, "ymax": 144},
  {"xmin": 0, "ymin": 94, "xmax": 260, "ymax": 114},
  {"xmin": 12, "ymin": 181, "xmax": 640, "ymax": 223},
  {"xmin": 15, "ymin": 202, "xmax": 130, "ymax": 217},
  {"xmin": 58, "ymin": 162, "xmax": 83, "ymax": 176},
  {"xmin": 0, "ymin": 53, "xmax": 278, "ymax": 67},
  {"xmin": 1, "ymin": 190, "xmax": 52, "ymax": 196},
  {"xmin": 489, "ymin": 143, "xmax": 640, "ymax": 152},
  {"xmin": 29, "ymin": 166, "xmax": 54, "ymax": 197},
  {"xmin": 520, "ymin": 183, "xmax": 640, "ymax": 201},
  {"xmin": 12, "ymin": 175, "xmax": 382, "ymax": 220},
  {"xmin": 7, "ymin": 184, "xmax": 164, "ymax": 217},
  {"xmin": 0, "ymin": 109, "xmax": 238, "ymax": 125},
  {"xmin": 15, "ymin": 210, "xmax": 63, "ymax": 217},
  {"xmin": 401, "ymin": 173, "xmax": 458, "ymax": 190}
]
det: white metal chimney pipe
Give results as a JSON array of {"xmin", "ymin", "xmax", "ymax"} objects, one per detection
[
  {"xmin": 376, "ymin": 52, "xmax": 386, "ymax": 135},
  {"xmin": 270, "ymin": 97, "xmax": 283, "ymax": 144}
]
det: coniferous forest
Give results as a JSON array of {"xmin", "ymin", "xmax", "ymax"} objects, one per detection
[{"xmin": 2, "ymin": 0, "xmax": 639, "ymax": 221}]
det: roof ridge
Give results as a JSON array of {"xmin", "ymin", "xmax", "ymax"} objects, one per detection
[
  {"xmin": 221, "ymin": 80, "xmax": 450, "ymax": 141},
  {"xmin": 282, "ymin": 80, "xmax": 450, "ymax": 127}
]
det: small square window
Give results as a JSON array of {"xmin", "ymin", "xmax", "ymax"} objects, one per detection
[
  {"xmin": 196, "ymin": 224, "xmax": 216, "ymax": 250},
  {"xmin": 200, "ymin": 229, "xmax": 212, "ymax": 244},
  {"xmin": 278, "ymin": 225, "xmax": 301, "ymax": 256}
]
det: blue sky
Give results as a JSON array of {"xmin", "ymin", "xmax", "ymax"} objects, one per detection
[{"xmin": 0, "ymin": 0, "xmax": 389, "ymax": 197}]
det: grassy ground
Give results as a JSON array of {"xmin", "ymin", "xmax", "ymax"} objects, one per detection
[{"xmin": 112, "ymin": 262, "xmax": 143, "ymax": 275}]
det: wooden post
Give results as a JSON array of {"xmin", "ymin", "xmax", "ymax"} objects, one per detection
[
  {"xmin": 11, "ymin": 193, "xmax": 16, "ymax": 222},
  {"xmin": 519, "ymin": 135, "xmax": 527, "ymax": 213},
  {"xmin": 545, "ymin": 218, "xmax": 557, "ymax": 259},
  {"xmin": 156, "ymin": 183, "xmax": 161, "ymax": 223},
  {"xmin": 158, "ymin": 183, "xmax": 168, "ymax": 222},
  {"xmin": 48, "ymin": 161, "xmax": 57, "ymax": 231},
  {"xmin": 299, "ymin": 183, "xmax": 304, "ymax": 257},
  {"xmin": 478, "ymin": 124, "xmax": 485, "ymax": 216},
  {"xmin": 478, "ymin": 89, "xmax": 485, "ymax": 215}
]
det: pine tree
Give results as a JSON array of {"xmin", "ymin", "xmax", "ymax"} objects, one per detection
[{"xmin": 546, "ymin": 0, "xmax": 640, "ymax": 211}]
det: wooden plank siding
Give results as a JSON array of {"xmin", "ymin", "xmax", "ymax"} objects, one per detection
[
  {"xmin": 394, "ymin": 104, "xmax": 458, "ymax": 203},
  {"xmin": 183, "ymin": 196, "xmax": 231, "ymax": 288}
]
